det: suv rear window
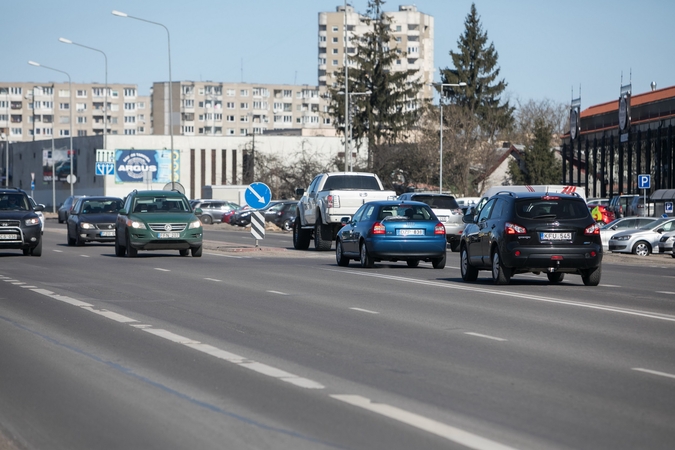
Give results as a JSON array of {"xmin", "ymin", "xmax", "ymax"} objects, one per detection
[
  {"xmin": 321, "ymin": 175, "xmax": 381, "ymax": 191},
  {"xmin": 412, "ymin": 195, "xmax": 459, "ymax": 210},
  {"xmin": 515, "ymin": 198, "xmax": 589, "ymax": 220}
]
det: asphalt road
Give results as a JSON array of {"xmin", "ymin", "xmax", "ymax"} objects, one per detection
[{"xmin": 0, "ymin": 220, "xmax": 673, "ymax": 450}]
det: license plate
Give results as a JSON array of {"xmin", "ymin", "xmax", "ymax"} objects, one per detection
[
  {"xmin": 100, "ymin": 231, "xmax": 115, "ymax": 237},
  {"xmin": 437, "ymin": 216, "xmax": 449, "ymax": 222},
  {"xmin": 397, "ymin": 229, "xmax": 424, "ymax": 236},
  {"xmin": 0, "ymin": 234, "xmax": 16, "ymax": 240},
  {"xmin": 158, "ymin": 232, "xmax": 180, "ymax": 238},
  {"xmin": 540, "ymin": 232, "xmax": 572, "ymax": 240}
]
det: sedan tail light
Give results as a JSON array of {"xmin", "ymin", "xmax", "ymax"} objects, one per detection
[
  {"xmin": 584, "ymin": 223, "xmax": 601, "ymax": 235},
  {"xmin": 505, "ymin": 222, "xmax": 527, "ymax": 235},
  {"xmin": 434, "ymin": 223, "xmax": 445, "ymax": 235},
  {"xmin": 372, "ymin": 222, "xmax": 386, "ymax": 234}
]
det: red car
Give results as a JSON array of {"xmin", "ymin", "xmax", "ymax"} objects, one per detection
[{"xmin": 589, "ymin": 204, "xmax": 615, "ymax": 224}]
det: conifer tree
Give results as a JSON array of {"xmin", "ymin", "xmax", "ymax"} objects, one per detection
[{"xmin": 508, "ymin": 118, "xmax": 561, "ymax": 184}]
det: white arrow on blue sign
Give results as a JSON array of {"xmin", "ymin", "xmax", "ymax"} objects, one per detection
[
  {"xmin": 95, "ymin": 162, "xmax": 115, "ymax": 176},
  {"xmin": 245, "ymin": 182, "xmax": 272, "ymax": 209}
]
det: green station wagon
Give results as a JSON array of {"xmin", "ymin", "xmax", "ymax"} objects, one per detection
[{"xmin": 115, "ymin": 190, "xmax": 203, "ymax": 257}]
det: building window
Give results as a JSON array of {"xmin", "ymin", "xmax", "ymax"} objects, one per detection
[
  {"xmin": 124, "ymin": 116, "xmax": 136, "ymax": 123},
  {"xmin": 240, "ymin": 115, "xmax": 249, "ymax": 122},
  {"xmin": 59, "ymin": 129, "xmax": 70, "ymax": 136},
  {"xmin": 332, "ymin": 60, "xmax": 338, "ymax": 66},
  {"xmin": 77, "ymin": 130, "xmax": 87, "ymax": 136},
  {"xmin": 182, "ymin": 125, "xmax": 194, "ymax": 134},
  {"xmin": 76, "ymin": 90, "xmax": 87, "ymax": 98},
  {"xmin": 332, "ymin": 37, "xmax": 338, "ymax": 43},
  {"xmin": 227, "ymin": 129, "xmax": 235, "ymax": 135},
  {"xmin": 283, "ymin": 89, "xmax": 292, "ymax": 98},
  {"xmin": 332, "ymin": 48, "xmax": 338, "ymax": 54},
  {"xmin": 76, "ymin": 103, "xmax": 86, "ymax": 112},
  {"xmin": 182, "ymin": 85, "xmax": 194, "ymax": 95},
  {"xmin": 240, "ymin": 89, "xmax": 249, "ymax": 96},
  {"xmin": 58, "ymin": 89, "xmax": 70, "ymax": 98},
  {"xmin": 226, "ymin": 102, "xmax": 235, "ymax": 109},
  {"xmin": 124, "ymin": 102, "xmax": 136, "ymax": 111},
  {"xmin": 226, "ymin": 115, "xmax": 235, "ymax": 122},
  {"xmin": 332, "ymin": 26, "xmax": 338, "ymax": 32},
  {"xmin": 77, "ymin": 116, "xmax": 87, "ymax": 124},
  {"xmin": 59, "ymin": 103, "xmax": 70, "ymax": 110},
  {"xmin": 226, "ymin": 89, "xmax": 235, "ymax": 96},
  {"xmin": 240, "ymin": 103, "xmax": 248, "ymax": 109},
  {"xmin": 124, "ymin": 129, "xmax": 136, "ymax": 135},
  {"xmin": 137, "ymin": 102, "xmax": 145, "ymax": 109}
]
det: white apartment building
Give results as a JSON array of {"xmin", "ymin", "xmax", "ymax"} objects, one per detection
[
  {"xmin": 151, "ymin": 81, "xmax": 337, "ymax": 138},
  {"xmin": 0, "ymin": 82, "xmax": 150, "ymax": 143},
  {"xmin": 318, "ymin": 4, "xmax": 434, "ymax": 100}
]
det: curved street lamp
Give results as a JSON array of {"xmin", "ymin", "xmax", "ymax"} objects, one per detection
[
  {"xmin": 28, "ymin": 61, "xmax": 74, "ymax": 197},
  {"xmin": 112, "ymin": 10, "xmax": 175, "ymax": 190}
]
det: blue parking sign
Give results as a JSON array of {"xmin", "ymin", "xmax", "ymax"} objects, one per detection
[
  {"xmin": 666, "ymin": 202, "xmax": 673, "ymax": 214},
  {"xmin": 638, "ymin": 174, "xmax": 651, "ymax": 189}
]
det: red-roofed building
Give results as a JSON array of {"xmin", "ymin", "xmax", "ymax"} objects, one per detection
[{"xmin": 561, "ymin": 85, "xmax": 675, "ymax": 199}]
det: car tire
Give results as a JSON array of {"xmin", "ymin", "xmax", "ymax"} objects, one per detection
[
  {"xmin": 126, "ymin": 234, "xmax": 138, "ymax": 258},
  {"xmin": 191, "ymin": 245, "xmax": 203, "ymax": 257},
  {"xmin": 115, "ymin": 234, "xmax": 126, "ymax": 257},
  {"xmin": 179, "ymin": 249, "xmax": 190, "ymax": 256},
  {"xmin": 201, "ymin": 215, "xmax": 213, "ymax": 225},
  {"xmin": 432, "ymin": 252, "xmax": 446, "ymax": 269},
  {"xmin": 30, "ymin": 239, "xmax": 42, "ymax": 257},
  {"xmin": 547, "ymin": 272, "xmax": 565, "ymax": 283},
  {"xmin": 293, "ymin": 217, "xmax": 311, "ymax": 250},
  {"xmin": 282, "ymin": 219, "xmax": 293, "ymax": 232},
  {"xmin": 582, "ymin": 265, "xmax": 602, "ymax": 286},
  {"xmin": 360, "ymin": 241, "xmax": 374, "ymax": 268},
  {"xmin": 335, "ymin": 239, "xmax": 350, "ymax": 267},
  {"xmin": 449, "ymin": 240, "xmax": 460, "ymax": 252},
  {"xmin": 407, "ymin": 259, "xmax": 420, "ymax": 268},
  {"xmin": 492, "ymin": 250, "xmax": 511, "ymax": 285},
  {"xmin": 632, "ymin": 240, "xmax": 651, "ymax": 257},
  {"xmin": 314, "ymin": 219, "xmax": 332, "ymax": 251},
  {"xmin": 460, "ymin": 245, "xmax": 478, "ymax": 281}
]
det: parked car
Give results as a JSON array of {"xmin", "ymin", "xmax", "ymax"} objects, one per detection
[
  {"xmin": 455, "ymin": 197, "xmax": 481, "ymax": 214},
  {"xmin": 115, "ymin": 190, "xmax": 203, "ymax": 257},
  {"xmin": 58, "ymin": 195, "xmax": 86, "ymax": 223},
  {"xmin": 625, "ymin": 195, "xmax": 655, "ymax": 217},
  {"xmin": 608, "ymin": 217, "xmax": 675, "ymax": 256},
  {"xmin": 66, "ymin": 196, "xmax": 123, "ymax": 246},
  {"xmin": 588, "ymin": 204, "xmax": 615, "ymax": 224},
  {"xmin": 335, "ymin": 200, "xmax": 447, "ymax": 269},
  {"xmin": 28, "ymin": 196, "xmax": 45, "ymax": 233},
  {"xmin": 607, "ymin": 194, "xmax": 638, "ymax": 219},
  {"xmin": 190, "ymin": 199, "xmax": 240, "ymax": 225},
  {"xmin": 460, "ymin": 192, "xmax": 603, "ymax": 286},
  {"xmin": 222, "ymin": 205, "xmax": 242, "ymax": 225},
  {"xmin": 600, "ymin": 217, "xmax": 657, "ymax": 250},
  {"xmin": 587, "ymin": 197, "xmax": 610, "ymax": 207},
  {"xmin": 231, "ymin": 202, "xmax": 281, "ymax": 227},
  {"xmin": 397, "ymin": 192, "xmax": 464, "ymax": 252},
  {"xmin": 0, "ymin": 187, "xmax": 43, "ymax": 256},
  {"xmin": 657, "ymin": 231, "xmax": 675, "ymax": 257},
  {"xmin": 264, "ymin": 200, "xmax": 298, "ymax": 231}
]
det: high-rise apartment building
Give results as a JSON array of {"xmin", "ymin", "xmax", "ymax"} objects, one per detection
[
  {"xmin": 0, "ymin": 82, "xmax": 150, "ymax": 143},
  {"xmin": 318, "ymin": 4, "xmax": 434, "ymax": 100}
]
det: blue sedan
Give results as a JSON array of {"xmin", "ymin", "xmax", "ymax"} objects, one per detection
[{"xmin": 335, "ymin": 200, "xmax": 447, "ymax": 268}]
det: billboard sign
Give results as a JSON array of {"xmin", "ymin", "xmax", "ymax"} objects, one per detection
[
  {"xmin": 115, "ymin": 149, "xmax": 179, "ymax": 184},
  {"xmin": 42, "ymin": 148, "xmax": 77, "ymax": 182}
]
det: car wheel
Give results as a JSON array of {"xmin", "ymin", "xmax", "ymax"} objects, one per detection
[
  {"xmin": 407, "ymin": 259, "xmax": 420, "ymax": 268},
  {"xmin": 282, "ymin": 219, "xmax": 293, "ymax": 232},
  {"xmin": 293, "ymin": 217, "xmax": 311, "ymax": 250},
  {"xmin": 582, "ymin": 265, "xmax": 602, "ymax": 286},
  {"xmin": 115, "ymin": 233, "xmax": 126, "ymax": 257},
  {"xmin": 449, "ymin": 240, "xmax": 460, "ymax": 252},
  {"xmin": 547, "ymin": 272, "xmax": 565, "ymax": 283},
  {"xmin": 632, "ymin": 240, "xmax": 651, "ymax": 257},
  {"xmin": 179, "ymin": 249, "xmax": 190, "ymax": 256},
  {"xmin": 201, "ymin": 215, "xmax": 213, "ymax": 225},
  {"xmin": 314, "ymin": 219, "xmax": 332, "ymax": 251},
  {"xmin": 432, "ymin": 252, "xmax": 446, "ymax": 269},
  {"xmin": 30, "ymin": 239, "xmax": 42, "ymax": 257},
  {"xmin": 335, "ymin": 239, "xmax": 350, "ymax": 267},
  {"xmin": 492, "ymin": 250, "xmax": 511, "ymax": 285},
  {"xmin": 191, "ymin": 245, "xmax": 203, "ymax": 257},
  {"xmin": 126, "ymin": 234, "xmax": 138, "ymax": 258},
  {"xmin": 359, "ymin": 241, "xmax": 374, "ymax": 268},
  {"xmin": 460, "ymin": 245, "xmax": 478, "ymax": 281}
]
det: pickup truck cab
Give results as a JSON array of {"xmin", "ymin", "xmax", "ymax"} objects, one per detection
[{"xmin": 293, "ymin": 172, "xmax": 397, "ymax": 251}]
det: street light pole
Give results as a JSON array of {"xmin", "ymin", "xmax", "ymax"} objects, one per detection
[
  {"xmin": 1, "ymin": 133, "xmax": 8, "ymax": 187},
  {"xmin": 29, "ymin": 61, "xmax": 74, "ymax": 197},
  {"xmin": 343, "ymin": 0, "xmax": 349, "ymax": 173},
  {"xmin": 113, "ymin": 10, "xmax": 175, "ymax": 190},
  {"xmin": 434, "ymin": 82, "xmax": 467, "ymax": 194}
]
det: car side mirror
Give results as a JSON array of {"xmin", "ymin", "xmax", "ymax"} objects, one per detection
[
  {"xmin": 657, "ymin": 227, "xmax": 665, "ymax": 233},
  {"xmin": 194, "ymin": 207, "xmax": 203, "ymax": 216},
  {"xmin": 33, "ymin": 204, "xmax": 44, "ymax": 212},
  {"xmin": 340, "ymin": 216, "xmax": 350, "ymax": 225},
  {"xmin": 118, "ymin": 208, "xmax": 128, "ymax": 215}
]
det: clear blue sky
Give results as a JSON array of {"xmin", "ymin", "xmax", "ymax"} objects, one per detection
[{"xmin": 3, "ymin": 0, "xmax": 673, "ymax": 110}]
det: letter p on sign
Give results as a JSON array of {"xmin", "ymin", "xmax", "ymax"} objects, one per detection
[{"xmin": 638, "ymin": 174, "xmax": 651, "ymax": 190}]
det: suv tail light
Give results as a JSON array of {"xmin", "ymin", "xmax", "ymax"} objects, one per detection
[
  {"xmin": 372, "ymin": 222, "xmax": 386, "ymax": 234},
  {"xmin": 584, "ymin": 223, "xmax": 601, "ymax": 235},
  {"xmin": 326, "ymin": 195, "xmax": 340, "ymax": 209},
  {"xmin": 505, "ymin": 222, "xmax": 527, "ymax": 235},
  {"xmin": 434, "ymin": 223, "xmax": 445, "ymax": 235}
]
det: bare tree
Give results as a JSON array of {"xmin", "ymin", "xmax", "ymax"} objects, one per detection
[{"xmin": 509, "ymin": 98, "xmax": 568, "ymax": 145}]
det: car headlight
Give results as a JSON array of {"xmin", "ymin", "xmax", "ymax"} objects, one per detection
[
  {"xmin": 24, "ymin": 217, "xmax": 40, "ymax": 226},
  {"xmin": 80, "ymin": 222, "xmax": 95, "ymax": 229},
  {"xmin": 126, "ymin": 219, "xmax": 147, "ymax": 229},
  {"xmin": 613, "ymin": 235, "xmax": 631, "ymax": 241},
  {"xmin": 189, "ymin": 219, "xmax": 202, "ymax": 229}
]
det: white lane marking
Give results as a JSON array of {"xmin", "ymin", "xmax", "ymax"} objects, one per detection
[
  {"xmin": 350, "ymin": 307, "xmax": 379, "ymax": 314},
  {"xmin": 53, "ymin": 249, "xmax": 63, "ymax": 253},
  {"xmin": 81, "ymin": 307, "xmax": 137, "ymax": 323},
  {"xmin": 154, "ymin": 268, "xmax": 171, "ymax": 272},
  {"xmin": 3, "ymin": 279, "xmax": 18, "ymax": 282},
  {"xmin": 326, "ymin": 269, "xmax": 675, "ymax": 323},
  {"xmin": 204, "ymin": 278, "xmax": 221, "ymax": 282},
  {"xmin": 464, "ymin": 332, "xmax": 507, "ymax": 342},
  {"xmin": 267, "ymin": 290, "xmax": 288, "ymax": 296},
  {"xmin": 633, "ymin": 368, "xmax": 675, "ymax": 380},
  {"xmin": 331, "ymin": 395, "xmax": 518, "ymax": 450},
  {"xmin": 205, "ymin": 252, "xmax": 245, "ymax": 259},
  {"xmin": 11, "ymin": 282, "xmax": 25, "ymax": 285},
  {"xmin": 143, "ymin": 328, "xmax": 201, "ymax": 344},
  {"xmin": 656, "ymin": 291, "xmax": 675, "ymax": 295},
  {"xmin": 20, "ymin": 286, "xmax": 38, "ymax": 289},
  {"xmin": 600, "ymin": 284, "xmax": 620, "ymax": 287}
]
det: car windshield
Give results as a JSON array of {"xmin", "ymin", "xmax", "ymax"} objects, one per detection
[
  {"xmin": 515, "ymin": 198, "xmax": 589, "ymax": 220},
  {"xmin": 412, "ymin": 195, "xmax": 459, "ymax": 210},
  {"xmin": 81, "ymin": 199, "xmax": 123, "ymax": 214},
  {"xmin": 133, "ymin": 196, "xmax": 190, "ymax": 213},
  {"xmin": 601, "ymin": 218, "xmax": 623, "ymax": 229},
  {"xmin": 378, "ymin": 204, "xmax": 435, "ymax": 221},
  {"xmin": 321, "ymin": 175, "xmax": 381, "ymax": 191},
  {"xmin": 0, "ymin": 194, "xmax": 29, "ymax": 211}
]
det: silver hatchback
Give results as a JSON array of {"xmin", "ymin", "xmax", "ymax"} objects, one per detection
[
  {"xmin": 397, "ymin": 192, "xmax": 464, "ymax": 251},
  {"xmin": 608, "ymin": 217, "xmax": 675, "ymax": 256}
]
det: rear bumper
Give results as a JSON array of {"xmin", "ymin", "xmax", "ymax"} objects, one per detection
[
  {"xmin": 501, "ymin": 244, "xmax": 603, "ymax": 271},
  {"xmin": 367, "ymin": 237, "xmax": 447, "ymax": 260}
]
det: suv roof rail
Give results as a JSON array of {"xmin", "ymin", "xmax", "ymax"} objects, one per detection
[{"xmin": 494, "ymin": 191, "xmax": 518, "ymax": 198}]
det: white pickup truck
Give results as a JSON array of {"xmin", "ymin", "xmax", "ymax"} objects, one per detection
[{"xmin": 293, "ymin": 172, "xmax": 397, "ymax": 251}]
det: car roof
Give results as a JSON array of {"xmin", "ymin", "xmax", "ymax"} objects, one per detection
[
  {"xmin": 492, "ymin": 192, "xmax": 585, "ymax": 201},
  {"xmin": 132, "ymin": 190, "xmax": 186, "ymax": 198}
]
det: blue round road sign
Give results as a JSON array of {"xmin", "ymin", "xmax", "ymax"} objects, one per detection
[{"xmin": 245, "ymin": 182, "xmax": 272, "ymax": 209}]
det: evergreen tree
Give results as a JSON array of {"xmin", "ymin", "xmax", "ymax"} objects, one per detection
[
  {"xmin": 508, "ymin": 118, "xmax": 561, "ymax": 184},
  {"xmin": 440, "ymin": 3, "xmax": 513, "ymax": 140},
  {"xmin": 328, "ymin": 0, "xmax": 423, "ymax": 173}
]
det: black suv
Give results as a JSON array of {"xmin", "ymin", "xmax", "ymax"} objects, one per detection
[
  {"xmin": 460, "ymin": 192, "xmax": 602, "ymax": 286},
  {"xmin": 0, "ymin": 187, "xmax": 44, "ymax": 256}
]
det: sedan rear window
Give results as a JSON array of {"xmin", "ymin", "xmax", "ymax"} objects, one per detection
[
  {"xmin": 412, "ymin": 195, "xmax": 459, "ymax": 210},
  {"xmin": 515, "ymin": 199, "xmax": 589, "ymax": 220},
  {"xmin": 378, "ymin": 204, "xmax": 435, "ymax": 221}
]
